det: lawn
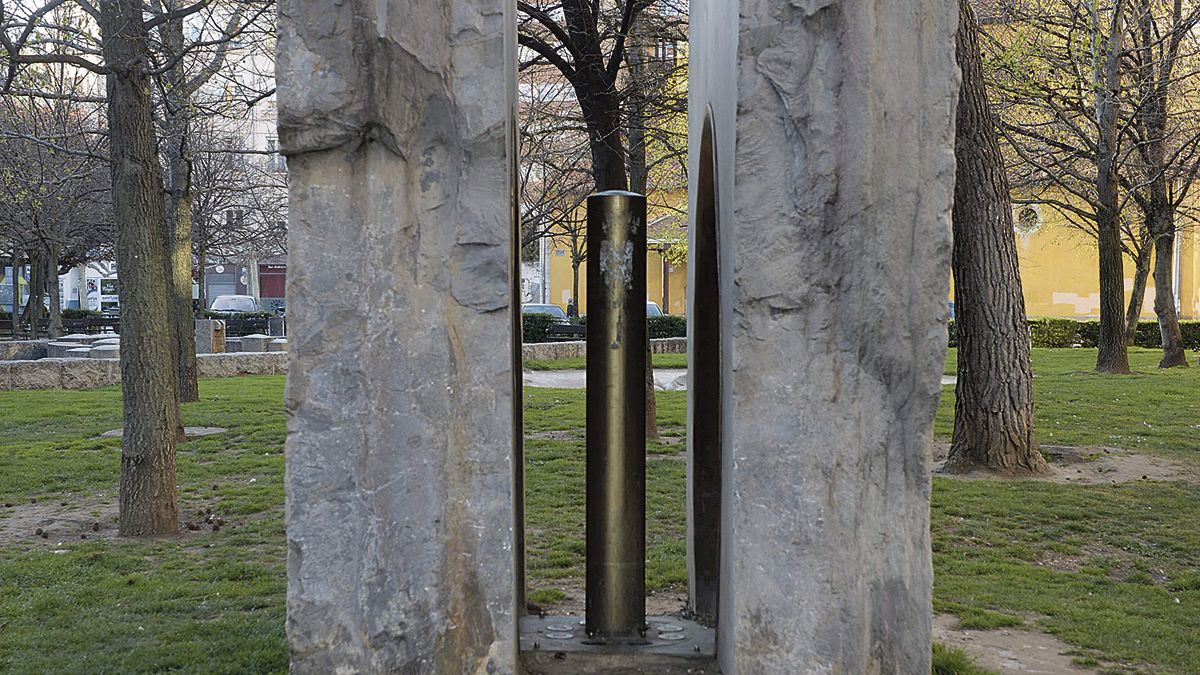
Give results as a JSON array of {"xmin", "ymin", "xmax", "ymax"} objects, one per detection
[{"xmin": 0, "ymin": 348, "xmax": 1197, "ymax": 672}]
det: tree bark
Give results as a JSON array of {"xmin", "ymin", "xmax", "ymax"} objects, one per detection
[
  {"xmin": 1125, "ymin": 235, "xmax": 1152, "ymax": 346},
  {"xmin": 1151, "ymin": 225, "xmax": 1188, "ymax": 367},
  {"xmin": 100, "ymin": 0, "xmax": 181, "ymax": 536},
  {"xmin": 1094, "ymin": 1, "xmax": 1132, "ymax": 374},
  {"xmin": 946, "ymin": 0, "xmax": 1046, "ymax": 475}
]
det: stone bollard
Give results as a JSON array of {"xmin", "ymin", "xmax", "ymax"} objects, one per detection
[{"xmin": 195, "ymin": 319, "xmax": 227, "ymax": 354}]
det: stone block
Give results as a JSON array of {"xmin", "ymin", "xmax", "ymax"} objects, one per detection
[
  {"xmin": 197, "ymin": 352, "xmax": 287, "ymax": 378},
  {"xmin": 46, "ymin": 342, "xmax": 82, "ymax": 358},
  {"xmin": 0, "ymin": 340, "xmax": 48, "ymax": 361},
  {"xmin": 278, "ymin": 0, "xmax": 517, "ymax": 669},
  {"xmin": 66, "ymin": 348, "xmax": 93, "ymax": 357},
  {"xmin": 688, "ymin": 1, "xmax": 958, "ymax": 672},
  {"xmin": 89, "ymin": 346, "xmax": 120, "ymax": 360},
  {"xmin": 92, "ymin": 338, "xmax": 120, "ymax": 347},
  {"xmin": 58, "ymin": 333, "xmax": 97, "ymax": 344},
  {"xmin": 7, "ymin": 359, "xmax": 63, "ymax": 389},
  {"xmin": 268, "ymin": 317, "xmax": 286, "ymax": 336},
  {"xmin": 61, "ymin": 358, "xmax": 120, "ymax": 390},
  {"xmin": 239, "ymin": 334, "xmax": 271, "ymax": 353},
  {"xmin": 224, "ymin": 338, "xmax": 242, "ymax": 353},
  {"xmin": 268, "ymin": 338, "xmax": 288, "ymax": 352},
  {"xmin": 195, "ymin": 319, "xmax": 227, "ymax": 354}
]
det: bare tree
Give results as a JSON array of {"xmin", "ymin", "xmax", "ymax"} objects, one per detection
[{"xmin": 948, "ymin": 0, "xmax": 1046, "ymax": 475}]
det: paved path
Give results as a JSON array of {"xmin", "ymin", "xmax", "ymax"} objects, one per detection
[{"xmin": 524, "ymin": 369, "xmax": 957, "ymax": 390}]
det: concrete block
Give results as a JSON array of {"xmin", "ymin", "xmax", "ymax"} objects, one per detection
[
  {"xmin": 65, "ymin": 348, "xmax": 93, "ymax": 357},
  {"xmin": 268, "ymin": 338, "xmax": 288, "ymax": 352},
  {"xmin": 224, "ymin": 338, "xmax": 242, "ymax": 353},
  {"xmin": 197, "ymin": 352, "xmax": 287, "ymax": 378}
]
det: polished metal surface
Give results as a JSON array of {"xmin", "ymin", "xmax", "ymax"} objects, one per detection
[{"xmin": 585, "ymin": 191, "xmax": 647, "ymax": 639}]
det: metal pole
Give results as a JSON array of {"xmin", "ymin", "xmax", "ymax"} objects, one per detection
[{"xmin": 585, "ymin": 190, "xmax": 647, "ymax": 639}]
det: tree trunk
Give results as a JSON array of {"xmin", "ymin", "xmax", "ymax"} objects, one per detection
[
  {"xmin": 197, "ymin": 240, "xmax": 208, "ymax": 313},
  {"xmin": 1152, "ymin": 226, "xmax": 1188, "ymax": 367},
  {"xmin": 21, "ymin": 250, "xmax": 43, "ymax": 338},
  {"xmin": 100, "ymin": 0, "xmax": 181, "ymax": 536},
  {"xmin": 160, "ymin": 9, "xmax": 200, "ymax": 402},
  {"xmin": 47, "ymin": 245, "xmax": 62, "ymax": 338},
  {"xmin": 1094, "ymin": 1, "xmax": 1132, "ymax": 374},
  {"xmin": 9, "ymin": 250, "xmax": 17, "ymax": 336},
  {"xmin": 1125, "ymin": 237, "xmax": 1151, "ymax": 346},
  {"xmin": 946, "ymin": 0, "xmax": 1046, "ymax": 475},
  {"xmin": 624, "ymin": 34, "xmax": 658, "ymax": 441}
]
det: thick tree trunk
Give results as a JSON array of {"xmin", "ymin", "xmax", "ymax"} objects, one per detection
[
  {"xmin": 21, "ymin": 250, "xmax": 43, "ymax": 338},
  {"xmin": 1125, "ymin": 238, "xmax": 1152, "ymax": 346},
  {"xmin": 946, "ymin": 0, "xmax": 1046, "ymax": 475},
  {"xmin": 100, "ymin": 0, "xmax": 181, "ymax": 536},
  {"xmin": 1152, "ymin": 226, "xmax": 1188, "ymax": 367},
  {"xmin": 1094, "ymin": 2, "xmax": 1132, "ymax": 374},
  {"xmin": 47, "ymin": 245, "xmax": 62, "ymax": 338}
]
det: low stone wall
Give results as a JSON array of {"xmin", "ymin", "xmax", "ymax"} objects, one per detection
[
  {"xmin": 521, "ymin": 337, "xmax": 686, "ymax": 361},
  {"xmin": 0, "ymin": 340, "xmax": 48, "ymax": 361},
  {"xmin": 0, "ymin": 352, "xmax": 288, "ymax": 391}
]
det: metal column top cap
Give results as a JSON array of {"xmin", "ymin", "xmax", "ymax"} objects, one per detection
[{"xmin": 589, "ymin": 190, "xmax": 644, "ymax": 199}]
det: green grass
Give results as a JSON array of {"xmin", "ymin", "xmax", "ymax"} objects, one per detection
[
  {"xmin": 1, "ymin": 347, "xmax": 1199, "ymax": 672},
  {"xmin": 0, "ymin": 377, "xmax": 288, "ymax": 674},
  {"xmin": 524, "ymin": 352, "xmax": 688, "ymax": 371},
  {"xmin": 932, "ymin": 643, "xmax": 995, "ymax": 675}
]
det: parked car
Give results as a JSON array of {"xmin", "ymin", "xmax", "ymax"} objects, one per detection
[
  {"xmin": 210, "ymin": 295, "xmax": 262, "ymax": 314},
  {"xmin": 522, "ymin": 303, "xmax": 569, "ymax": 322},
  {"xmin": 646, "ymin": 301, "xmax": 663, "ymax": 317}
]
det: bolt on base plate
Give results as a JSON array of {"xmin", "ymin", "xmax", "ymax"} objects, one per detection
[{"xmin": 519, "ymin": 614, "xmax": 717, "ymax": 674}]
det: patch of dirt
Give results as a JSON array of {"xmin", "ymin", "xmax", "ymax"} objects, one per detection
[
  {"xmin": 527, "ymin": 581, "xmax": 687, "ymax": 618},
  {"xmin": 933, "ymin": 613, "xmax": 1097, "ymax": 674},
  {"xmin": 932, "ymin": 441, "xmax": 1195, "ymax": 485},
  {"xmin": 0, "ymin": 487, "xmax": 239, "ymax": 547},
  {"xmin": 98, "ymin": 426, "xmax": 228, "ymax": 440},
  {"xmin": 526, "ymin": 430, "xmax": 582, "ymax": 441}
]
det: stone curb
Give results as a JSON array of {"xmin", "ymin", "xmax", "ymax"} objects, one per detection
[{"xmin": 0, "ymin": 352, "xmax": 288, "ymax": 391}]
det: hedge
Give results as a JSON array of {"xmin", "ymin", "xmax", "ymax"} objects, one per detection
[
  {"xmin": 647, "ymin": 315, "xmax": 686, "ymax": 339},
  {"xmin": 949, "ymin": 317, "xmax": 1200, "ymax": 350},
  {"xmin": 62, "ymin": 308, "xmax": 101, "ymax": 319},
  {"xmin": 522, "ymin": 313, "xmax": 557, "ymax": 343}
]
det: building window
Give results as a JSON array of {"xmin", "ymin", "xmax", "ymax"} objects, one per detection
[{"xmin": 267, "ymin": 138, "xmax": 286, "ymax": 173}]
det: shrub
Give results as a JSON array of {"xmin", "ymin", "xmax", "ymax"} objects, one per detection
[
  {"xmin": 61, "ymin": 308, "xmax": 101, "ymax": 319},
  {"xmin": 647, "ymin": 314, "xmax": 686, "ymax": 339},
  {"xmin": 522, "ymin": 313, "xmax": 556, "ymax": 343},
  {"xmin": 947, "ymin": 319, "xmax": 958, "ymax": 348},
  {"xmin": 1028, "ymin": 318, "xmax": 1079, "ymax": 348},
  {"xmin": 1075, "ymin": 320, "xmax": 1100, "ymax": 348}
]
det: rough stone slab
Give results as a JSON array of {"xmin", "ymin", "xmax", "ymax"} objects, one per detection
[
  {"xmin": 196, "ymin": 352, "xmax": 287, "ymax": 378},
  {"xmin": 89, "ymin": 346, "xmax": 120, "ymax": 360},
  {"xmin": 58, "ymin": 333, "xmax": 97, "ymax": 344},
  {"xmin": 521, "ymin": 337, "xmax": 685, "ymax": 361},
  {"xmin": 689, "ymin": 1, "xmax": 958, "ymax": 672},
  {"xmin": 61, "ymin": 358, "xmax": 120, "ymax": 390},
  {"xmin": 239, "ymin": 334, "xmax": 271, "ymax": 353},
  {"xmin": 46, "ymin": 342, "xmax": 83, "ymax": 358},
  {"xmin": 7, "ymin": 359, "xmax": 64, "ymax": 389},
  {"xmin": 224, "ymin": 338, "xmax": 242, "ymax": 353},
  {"xmin": 267, "ymin": 338, "xmax": 288, "ymax": 352},
  {"xmin": 0, "ymin": 340, "xmax": 48, "ymax": 361},
  {"xmin": 278, "ymin": 0, "xmax": 518, "ymax": 669}
]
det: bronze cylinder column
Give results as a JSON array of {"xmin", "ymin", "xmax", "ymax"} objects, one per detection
[{"xmin": 585, "ymin": 190, "xmax": 647, "ymax": 639}]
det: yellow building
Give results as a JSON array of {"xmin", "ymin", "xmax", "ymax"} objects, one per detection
[
  {"xmin": 979, "ymin": 204, "xmax": 1200, "ymax": 319},
  {"xmin": 544, "ymin": 236, "xmax": 688, "ymax": 316}
]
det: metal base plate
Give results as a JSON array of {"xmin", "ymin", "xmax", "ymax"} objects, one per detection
[{"xmin": 519, "ymin": 615, "xmax": 718, "ymax": 675}]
